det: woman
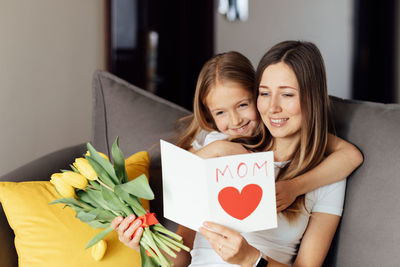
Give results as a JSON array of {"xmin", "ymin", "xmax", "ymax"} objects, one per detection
[{"xmin": 113, "ymin": 41, "xmax": 362, "ymax": 266}]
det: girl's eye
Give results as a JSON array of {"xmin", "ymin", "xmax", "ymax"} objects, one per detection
[
  {"xmin": 259, "ymin": 92, "xmax": 269, "ymax": 96},
  {"xmin": 215, "ymin": 111, "xmax": 224, "ymax": 116},
  {"xmin": 283, "ymin": 93, "xmax": 294, "ymax": 97}
]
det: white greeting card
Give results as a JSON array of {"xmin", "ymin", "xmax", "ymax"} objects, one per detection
[{"xmin": 160, "ymin": 140, "xmax": 277, "ymax": 233}]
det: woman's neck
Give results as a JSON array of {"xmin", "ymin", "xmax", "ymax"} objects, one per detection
[{"xmin": 272, "ymin": 138, "xmax": 299, "ymax": 162}]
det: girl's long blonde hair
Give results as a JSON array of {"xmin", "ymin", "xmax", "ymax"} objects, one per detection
[
  {"xmin": 254, "ymin": 41, "xmax": 332, "ymax": 222},
  {"xmin": 177, "ymin": 51, "xmax": 256, "ymax": 149}
]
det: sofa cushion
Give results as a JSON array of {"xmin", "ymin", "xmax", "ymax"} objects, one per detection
[
  {"xmin": 325, "ymin": 96, "xmax": 400, "ymax": 266},
  {"xmin": 0, "ymin": 181, "xmax": 141, "ymax": 267},
  {"xmin": 0, "ymin": 143, "xmax": 87, "ymax": 267},
  {"xmin": 92, "ymin": 70, "xmax": 190, "ymax": 160},
  {"xmin": 91, "ymin": 70, "xmax": 191, "ymax": 228}
]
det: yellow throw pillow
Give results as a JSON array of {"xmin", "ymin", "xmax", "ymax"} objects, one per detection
[
  {"xmin": 125, "ymin": 151, "xmax": 150, "ymax": 181},
  {"xmin": 0, "ymin": 181, "xmax": 141, "ymax": 267},
  {"xmin": 125, "ymin": 151, "xmax": 150, "ymax": 211}
]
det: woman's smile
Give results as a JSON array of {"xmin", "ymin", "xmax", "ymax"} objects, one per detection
[{"xmin": 269, "ymin": 117, "xmax": 289, "ymax": 127}]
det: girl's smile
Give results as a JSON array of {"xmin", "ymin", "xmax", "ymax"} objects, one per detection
[{"xmin": 206, "ymin": 81, "xmax": 258, "ymax": 137}]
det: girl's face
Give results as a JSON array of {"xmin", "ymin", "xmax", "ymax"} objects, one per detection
[
  {"xmin": 205, "ymin": 81, "xmax": 258, "ymax": 137},
  {"xmin": 257, "ymin": 62, "xmax": 302, "ymax": 144}
]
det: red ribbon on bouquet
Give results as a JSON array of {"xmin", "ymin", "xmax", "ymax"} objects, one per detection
[
  {"xmin": 131, "ymin": 212, "xmax": 159, "ymax": 228},
  {"xmin": 129, "ymin": 213, "xmax": 159, "ymax": 257}
]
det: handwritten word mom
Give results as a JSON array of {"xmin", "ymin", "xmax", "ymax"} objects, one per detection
[{"xmin": 216, "ymin": 161, "xmax": 268, "ymax": 182}]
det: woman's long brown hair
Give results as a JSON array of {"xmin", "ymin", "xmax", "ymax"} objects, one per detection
[{"xmin": 254, "ymin": 41, "xmax": 332, "ymax": 222}]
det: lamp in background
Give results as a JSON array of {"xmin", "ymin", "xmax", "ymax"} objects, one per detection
[{"xmin": 218, "ymin": 0, "xmax": 248, "ymax": 22}]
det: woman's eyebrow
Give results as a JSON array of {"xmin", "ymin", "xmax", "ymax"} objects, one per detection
[
  {"xmin": 259, "ymin": 85, "xmax": 298, "ymax": 90},
  {"xmin": 279, "ymin": 86, "xmax": 298, "ymax": 90}
]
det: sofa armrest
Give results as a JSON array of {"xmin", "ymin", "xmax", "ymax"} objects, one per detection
[{"xmin": 0, "ymin": 143, "xmax": 87, "ymax": 182}]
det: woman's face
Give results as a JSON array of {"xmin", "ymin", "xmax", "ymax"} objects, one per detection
[{"xmin": 257, "ymin": 62, "xmax": 302, "ymax": 144}]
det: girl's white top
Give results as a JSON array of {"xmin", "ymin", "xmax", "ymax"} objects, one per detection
[
  {"xmin": 189, "ymin": 131, "xmax": 346, "ymax": 266},
  {"xmin": 191, "ymin": 130, "xmax": 229, "ymax": 150}
]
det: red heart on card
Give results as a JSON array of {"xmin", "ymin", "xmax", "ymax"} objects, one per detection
[{"xmin": 218, "ymin": 184, "xmax": 263, "ymax": 220}]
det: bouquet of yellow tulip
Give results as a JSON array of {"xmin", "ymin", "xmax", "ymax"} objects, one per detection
[{"xmin": 49, "ymin": 137, "xmax": 189, "ymax": 267}]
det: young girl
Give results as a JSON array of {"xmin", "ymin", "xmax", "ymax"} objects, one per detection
[
  {"xmin": 111, "ymin": 50, "xmax": 363, "ymax": 265},
  {"xmin": 177, "ymin": 51, "xmax": 362, "ymax": 212}
]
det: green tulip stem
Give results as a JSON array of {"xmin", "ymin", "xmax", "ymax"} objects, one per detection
[
  {"xmin": 143, "ymin": 229, "xmax": 170, "ymax": 267},
  {"xmin": 96, "ymin": 178, "xmax": 114, "ymax": 192},
  {"xmin": 154, "ymin": 232, "xmax": 181, "ymax": 252},
  {"xmin": 140, "ymin": 240, "xmax": 164, "ymax": 267},
  {"xmin": 155, "ymin": 232, "xmax": 190, "ymax": 252},
  {"xmin": 152, "ymin": 225, "xmax": 183, "ymax": 241},
  {"xmin": 152, "ymin": 233, "xmax": 177, "ymax": 257}
]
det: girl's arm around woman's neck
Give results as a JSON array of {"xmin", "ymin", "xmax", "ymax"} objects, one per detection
[{"xmin": 194, "ymin": 140, "xmax": 249, "ymax": 159}]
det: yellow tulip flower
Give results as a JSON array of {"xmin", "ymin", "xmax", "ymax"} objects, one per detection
[
  {"xmin": 73, "ymin": 158, "xmax": 98, "ymax": 181},
  {"xmin": 50, "ymin": 173, "xmax": 75, "ymax": 198},
  {"xmin": 61, "ymin": 171, "xmax": 88, "ymax": 189},
  {"xmin": 91, "ymin": 239, "xmax": 107, "ymax": 261},
  {"xmin": 85, "ymin": 151, "xmax": 109, "ymax": 161}
]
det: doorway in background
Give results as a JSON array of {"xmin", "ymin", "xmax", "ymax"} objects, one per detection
[
  {"xmin": 106, "ymin": 0, "xmax": 214, "ymax": 110},
  {"xmin": 352, "ymin": 0, "xmax": 398, "ymax": 103}
]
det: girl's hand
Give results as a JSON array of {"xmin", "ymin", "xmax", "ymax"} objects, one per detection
[
  {"xmin": 199, "ymin": 221, "xmax": 259, "ymax": 267},
  {"xmin": 275, "ymin": 179, "xmax": 298, "ymax": 212},
  {"xmin": 111, "ymin": 214, "xmax": 144, "ymax": 252}
]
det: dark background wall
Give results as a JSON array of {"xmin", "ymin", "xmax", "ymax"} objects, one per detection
[
  {"xmin": 107, "ymin": 0, "xmax": 214, "ymax": 111},
  {"xmin": 352, "ymin": 0, "xmax": 398, "ymax": 103},
  {"xmin": 107, "ymin": 0, "xmax": 399, "ymax": 109}
]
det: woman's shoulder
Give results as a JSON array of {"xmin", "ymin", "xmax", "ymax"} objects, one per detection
[{"xmin": 306, "ymin": 179, "xmax": 347, "ymax": 216}]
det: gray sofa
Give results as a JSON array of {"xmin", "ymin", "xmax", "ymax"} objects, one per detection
[{"xmin": 1, "ymin": 70, "xmax": 400, "ymax": 266}]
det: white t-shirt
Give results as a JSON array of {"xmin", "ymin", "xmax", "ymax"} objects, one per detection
[
  {"xmin": 188, "ymin": 162, "xmax": 346, "ymax": 266},
  {"xmin": 191, "ymin": 130, "xmax": 228, "ymax": 151}
]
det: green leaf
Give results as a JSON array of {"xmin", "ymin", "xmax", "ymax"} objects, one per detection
[
  {"xmin": 88, "ymin": 180, "xmax": 101, "ymax": 190},
  {"xmin": 111, "ymin": 137, "xmax": 129, "ymax": 183},
  {"xmin": 101, "ymin": 186, "xmax": 133, "ymax": 216},
  {"xmin": 70, "ymin": 164, "xmax": 80, "ymax": 173},
  {"xmin": 50, "ymin": 198, "xmax": 80, "ymax": 208},
  {"xmin": 49, "ymin": 198, "xmax": 85, "ymax": 214},
  {"xmin": 89, "ymin": 220, "xmax": 111, "ymax": 229},
  {"xmin": 76, "ymin": 190, "xmax": 98, "ymax": 207},
  {"xmin": 115, "ymin": 174, "xmax": 154, "ymax": 200},
  {"xmin": 114, "ymin": 186, "xmax": 146, "ymax": 216},
  {"xmin": 86, "ymin": 189, "xmax": 112, "ymax": 209},
  {"xmin": 88, "ymin": 208, "xmax": 116, "ymax": 221},
  {"xmin": 86, "ymin": 142, "xmax": 119, "ymax": 184},
  {"xmin": 76, "ymin": 211, "xmax": 97, "ymax": 223},
  {"xmin": 86, "ymin": 157, "xmax": 115, "ymax": 188},
  {"xmin": 85, "ymin": 226, "xmax": 113, "ymax": 249},
  {"xmin": 84, "ymin": 189, "xmax": 120, "ymax": 216}
]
